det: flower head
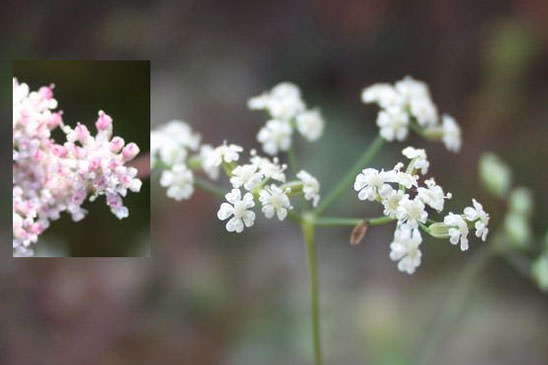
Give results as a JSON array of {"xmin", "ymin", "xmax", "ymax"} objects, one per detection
[
  {"xmin": 417, "ymin": 178, "xmax": 452, "ymax": 212},
  {"xmin": 296, "ymin": 110, "xmax": 324, "ymax": 141},
  {"xmin": 259, "ymin": 184, "xmax": 292, "ymax": 220},
  {"xmin": 257, "ymin": 119, "xmax": 293, "ymax": 155},
  {"xmin": 354, "ymin": 168, "xmax": 396, "ymax": 201},
  {"xmin": 13, "ymin": 79, "xmax": 141, "ymax": 256},
  {"xmin": 160, "ymin": 164, "xmax": 194, "ymax": 201},
  {"xmin": 230, "ymin": 164, "xmax": 263, "ymax": 191},
  {"xmin": 402, "ymin": 146, "xmax": 429, "ymax": 175},
  {"xmin": 444, "ymin": 212, "xmax": 469, "ymax": 251},
  {"xmin": 390, "ymin": 224, "xmax": 423, "ymax": 274},
  {"xmin": 463, "ymin": 199, "xmax": 489, "ymax": 241},
  {"xmin": 376, "ymin": 107, "xmax": 409, "ymax": 141},
  {"xmin": 217, "ymin": 189, "xmax": 256, "ymax": 233},
  {"xmin": 396, "ymin": 196, "xmax": 428, "ymax": 228},
  {"xmin": 442, "ymin": 114, "xmax": 461, "ymax": 153},
  {"xmin": 297, "ymin": 170, "xmax": 320, "ymax": 207}
]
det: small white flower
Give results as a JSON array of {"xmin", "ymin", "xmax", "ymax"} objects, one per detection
[
  {"xmin": 417, "ymin": 178, "xmax": 452, "ymax": 212},
  {"xmin": 259, "ymin": 184, "xmax": 292, "ymax": 220},
  {"xmin": 381, "ymin": 187, "xmax": 405, "ymax": 218},
  {"xmin": 297, "ymin": 170, "xmax": 320, "ymax": 207},
  {"xmin": 463, "ymin": 199, "xmax": 490, "ymax": 241},
  {"xmin": 376, "ymin": 106, "xmax": 409, "ymax": 141},
  {"xmin": 217, "ymin": 189, "xmax": 256, "ymax": 233},
  {"xmin": 361, "ymin": 83, "xmax": 404, "ymax": 109},
  {"xmin": 161, "ymin": 120, "xmax": 201, "ymax": 151},
  {"xmin": 257, "ymin": 119, "xmax": 293, "ymax": 155},
  {"xmin": 354, "ymin": 168, "xmax": 396, "ymax": 201},
  {"xmin": 199, "ymin": 144, "xmax": 220, "ymax": 180},
  {"xmin": 409, "ymin": 97, "xmax": 438, "ymax": 127},
  {"xmin": 230, "ymin": 164, "xmax": 264, "ymax": 191},
  {"xmin": 158, "ymin": 141, "xmax": 188, "ymax": 166},
  {"xmin": 159, "ymin": 164, "xmax": 194, "ymax": 201},
  {"xmin": 206, "ymin": 142, "xmax": 244, "ymax": 167},
  {"xmin": 444, "ymin": 212, "xmax": 469, "ymax": 251},
  {"xmin": 296, "ymin": 110, "xmax": 324, "ymax": 141},
  {"xmin": 248, "ymin": 82, "xmax": 305, "ymax": 120},
  {"xmin": 394, "ymin": 76, "xmax": 430, "ymax": 102},
  {"xmin": 390, "ymin": 224, "xmax": 423, "ymax": 274},
  {"xmin": 396, "ymin": 196, "xmax": 428, "ymax": 228},
  {"xmin": 250, "ymin": 154, "xmax": 286, "ymax": 182},
  {"xmin": 402, "ymin": 146, "xmax": 429, "ymax": 175},
  {"xmin": 442, "ymin": 114, "xmax": 461, "ymax": 152}
]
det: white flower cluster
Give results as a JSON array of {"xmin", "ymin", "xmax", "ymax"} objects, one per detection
[
  {"xmin": 354, "ymin": 146, "xmax": 488, "ymax": 274},
  {"xmin": 248, "ymin": 82, "xmax": 325, "ymax": 155},
  {"xmin": 217, "ymin": 149, "xmax": 320, "ymax": 233},
  {"xmin": 13, "ymin": 79, "xmax": 142, "ymax": 257},
  {"xmin": 151, "ymin": 120, "xmax": 207, "ymax": 200},
  {"xmin": 361, "ymin": 76, "xmax": 462, "ymax": 152},
  {"xmin": 151, "ymin": 120, "xmax": 321, "ymax": 233}
]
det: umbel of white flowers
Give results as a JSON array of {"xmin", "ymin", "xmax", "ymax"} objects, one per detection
[
  {"xmin": 362, "ymin": 76, "xmax": 462, "ymax": 152},
  {"xmin": 151, "ymin": 120, "xmax": 321, "ymax": 232},
  {"xmin": 353, "ymin": 145, "xmax": 489, "ymax": 274},
  {"xmin": 248, "ymin": 82, "xmax": 325, "ymax": 155},
  {"xmin": 151, "ymin": 78, "xmax": 488, "ymax": 275}
]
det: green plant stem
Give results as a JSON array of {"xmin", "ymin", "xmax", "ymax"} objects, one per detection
[
  {"xmin": 315, "ymin": 135, "xmax": 384, "ymax": 216},
  {"xmin": 302, "ymin": 213, "xmax": 323, "ymax": 365},
  {"xmin": 314, "ymin": 216, "xmax": 395, "ymax": 227},
  {"xmin": 288, "ymin": 145, "xmax": 299, "ymax": 174},
  {"xmin": 194, "ymin": 177, "xmax": 226, "ymax": 198},
  {"xmin": 415, "ymin": 245, "xmax": 496, "ymax": 365}
]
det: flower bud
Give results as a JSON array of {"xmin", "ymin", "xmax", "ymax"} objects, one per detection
[
  {"xmin": 479, "ymin": 153, "xmax": 512, "ymax": 198},
  {"xmin": 427, "ymin": 222, "xmax": 450, "ymax": 238},
  {"xmin": 508, "ymin": 187, "xmax": 533, "ymax": 217},
  {"xmin": 96, "ymin": 110, "xmax": 113, "ymax": 131},
  {"xmin": 504, "ymin": 213, "xmax": 530, "ymax": 248},
  {"xmin": 75, "ymin": 123, "xmax": 91, "ymax": 144},
  {"xmin": 532, "ymin": 253, "xmax": 548, "ymax": 292},
  {"xmin": 122, "ymin": 142, "xmax": 139, "ymax": 161},
  {"xmin": 110, "ymin": 136, "xmax": 125, "ymax": 153}
]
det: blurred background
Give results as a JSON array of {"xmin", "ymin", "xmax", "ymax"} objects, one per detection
[
  {"xmin": 12, "ymin": 60, "xmax": 150, "ymax": 257},
  {"xmin": 3, "ymin": 0, "xmax": 548, "ymax": 364}
]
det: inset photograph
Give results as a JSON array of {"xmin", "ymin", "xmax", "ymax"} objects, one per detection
[{"xmin": 13, "ymin": 60, "xmax": 150, "ymax": 257}]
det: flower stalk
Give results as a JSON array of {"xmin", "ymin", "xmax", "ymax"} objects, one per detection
[{"xmin": 301, "ymin": 212, "xmax": 323, "ymax": 365}]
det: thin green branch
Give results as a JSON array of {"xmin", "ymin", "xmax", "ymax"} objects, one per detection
[
  {"xmin": 288, "ymin": 145, "xmax": 299, "ymax": 174},
  {"xmin": 314, "ymin": 216, "xmax": 395, "ymax": 227},
  {"xmin": 315, "ymin": 135, "xmax": 384, "ymax": 216}
]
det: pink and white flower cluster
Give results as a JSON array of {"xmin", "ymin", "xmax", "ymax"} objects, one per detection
[{"xmin": 13, "ymin": 78, "xmax": 142, "ymax": 257}]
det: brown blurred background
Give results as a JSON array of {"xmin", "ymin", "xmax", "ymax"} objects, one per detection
[{"xmin": 3, "ymin": 0, "xmax": 548, "ymax": 364}]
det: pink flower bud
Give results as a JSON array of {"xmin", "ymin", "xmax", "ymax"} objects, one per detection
[
  {"xmin": 52, "ymin": 145, "xmax": 67, "ymax": 157},
  {"xmin": 122, "ymin": 143, "xmax": 139, "ymax": 161},
  {"xmin": 39, "ymin": 85, "xmax": 54, "ymax": 99},
  {"xmin": 48, "ymin": 112, "xmax": 63, "ymax": 128},
  {"xmin": 96, "ymin": 110, "xmax": 113, "ymax": 131},
  {"xmin": 75, "ymin": 123, "xmax": 90, "ymax": 143},
  {"xmin": 110, "ymin": 137, "xmax": 125, "ymax": 153}
]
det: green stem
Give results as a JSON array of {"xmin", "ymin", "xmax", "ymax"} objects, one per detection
[
  {"xmin": 314, "ymin": 216, "xmax": 395, "ymax": 227},
  {"xmin": 194, "ymin": 177, "xmax": 226, "ymax": 198},
  {"xmin": 315, "ymin": 135, "xmax": 384, "ymax": 216},
  {"xmin": 288, "ymin": 145, "xmax": 299, "ymax": 174},
  {"xmin": 302, "ymin": 213, "xmax": 323, "ymax": 365},
  {"xmin": 415, "ymin": 246, "xmax": 496, "ymax": 365}
]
